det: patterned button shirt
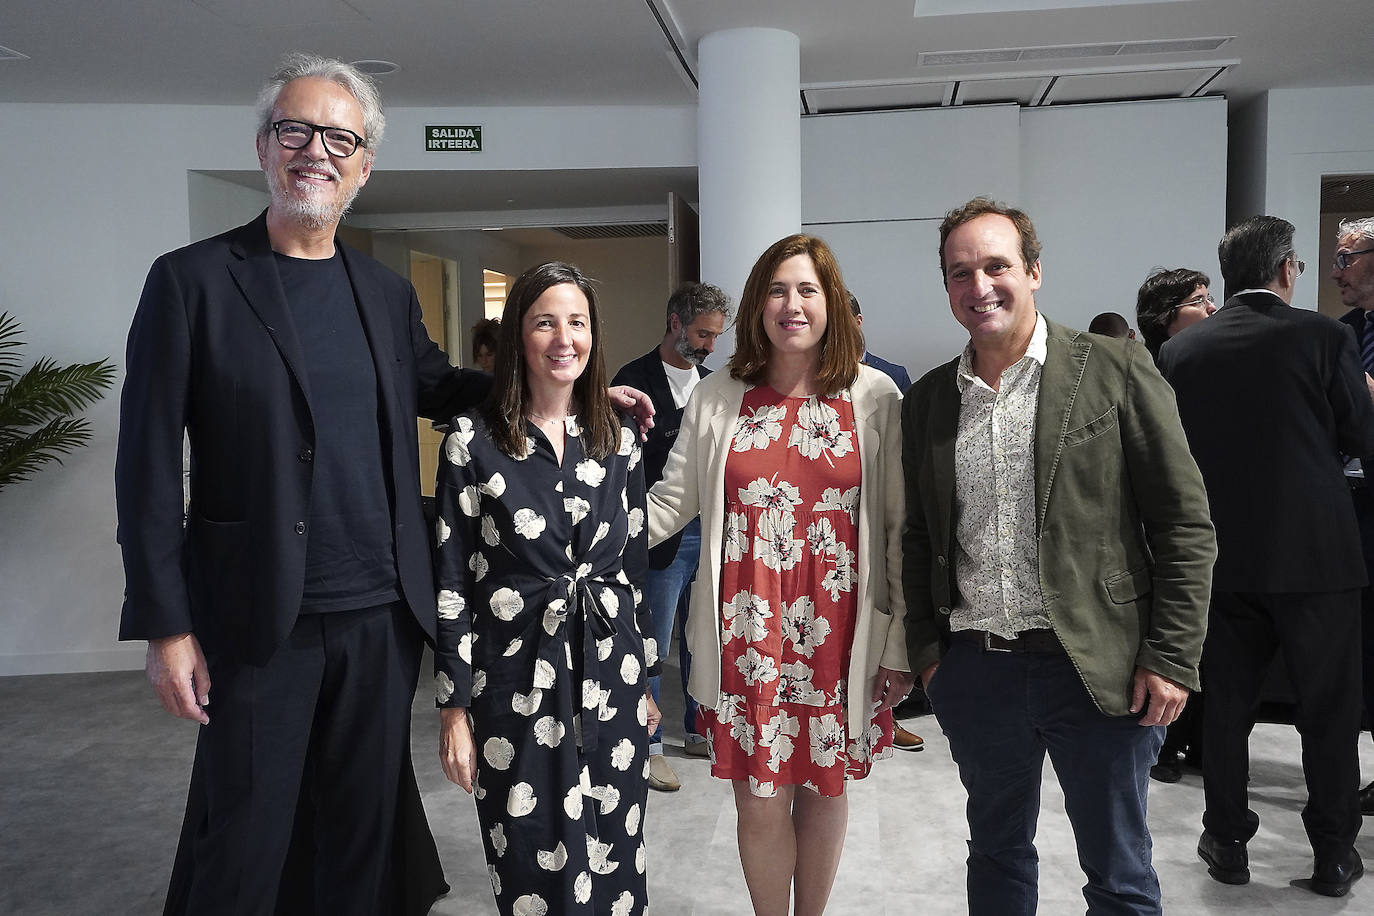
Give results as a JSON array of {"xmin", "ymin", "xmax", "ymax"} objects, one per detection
[{"xmin": 951, "ymin": 313, "xmax": 1052, "ymax": 638}]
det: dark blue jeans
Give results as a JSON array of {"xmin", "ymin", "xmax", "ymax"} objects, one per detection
[
  {"xmin": 646, "ymin": 518, "xmax": 700, "ymax": 754},
  {"xmin": 928, "ymin": 640, "xmax": 1165, "ymax": 916}
]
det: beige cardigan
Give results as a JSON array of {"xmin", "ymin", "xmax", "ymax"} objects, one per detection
[{"xmin": 647, "ymin": 364, "xmax": 910, "ymax": 739}]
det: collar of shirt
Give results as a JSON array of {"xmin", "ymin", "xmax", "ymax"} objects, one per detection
[{"xmin": 955, "ymin": 312, "xmax": 1048, "ymax": 394}]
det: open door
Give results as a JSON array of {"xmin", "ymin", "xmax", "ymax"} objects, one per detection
[{"xmin": 667, "ymin": 191, "xmax": 700, "ymax": 291}]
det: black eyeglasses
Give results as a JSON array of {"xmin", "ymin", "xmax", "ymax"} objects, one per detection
[
  {"xmin": 270, "ymin": 119, "xmax": 367, "ymax": 158},
  {"xmin": 1335, "ymin": 247, "xmax": 1374, "ymax": 271}
]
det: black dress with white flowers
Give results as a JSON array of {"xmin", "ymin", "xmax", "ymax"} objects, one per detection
[{"xmin": 434, "ymin": 410, "xmax": 654, "ymax": 916}]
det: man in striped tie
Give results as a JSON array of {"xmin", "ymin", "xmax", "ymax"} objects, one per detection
[{"xmin": 1333, "ymin": 215, "xmax": 1374, "ymax": 820}]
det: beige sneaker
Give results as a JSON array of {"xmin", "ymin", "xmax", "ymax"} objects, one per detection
[{"xmin": 647, "ymin": 753, "xmax": 681, "ymax": 791}]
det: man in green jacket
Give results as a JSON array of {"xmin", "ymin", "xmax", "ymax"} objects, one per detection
[{"xmin": 902, "ymin": 197, "xmax": 1215, "ymax": 916}]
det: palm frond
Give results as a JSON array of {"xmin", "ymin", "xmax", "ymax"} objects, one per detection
[
  {"xmin": 0, "ymin": 312, "xmax": 23, "ymax": 381},
  {"xmin": 0, "ymin": 312, "xmax": 117, "ymax": 494},
  {"xmin": 0, "ymin": 417, "xmax": 95, "ymax": 489},
  {"xmin": 0, "ymin": 358, "xmax": 119, "ymax": 427}
]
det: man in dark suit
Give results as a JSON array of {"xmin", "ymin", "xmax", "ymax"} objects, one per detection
[
  {"xmin": 1332, "ymin": 215, "xmax": 1374, "ymax": 818},
  {"xmin": 1159, "ymin": 215, "xmax": 1374, "ymax": 897},
  {"xmin": 903, "ymin": 198, "xmax": 1215, "ymax": 915},
  {"xmin": 116, "ymin": 54, "xmax": 651, "ymax": 914},
  {"xmin": 612, "ymin": 282, "xmax": 730, "ymax": 791}
]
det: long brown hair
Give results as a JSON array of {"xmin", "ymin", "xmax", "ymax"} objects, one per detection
[
  {"xmin": 727, "ymin": 234, "xmax": 862, "ymax": 394},
  {"xmin": 484, "ymin": 262, "xmax": 618, "ymax": 459}
]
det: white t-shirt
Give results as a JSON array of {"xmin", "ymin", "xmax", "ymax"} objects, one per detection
[{"xmin": 662, "ymin": 360, "xmax": 700, "ymax": 409}]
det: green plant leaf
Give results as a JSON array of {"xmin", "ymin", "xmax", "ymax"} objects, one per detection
[{"xmin": 0, "ymin": 416, "xmax": 94, "ymax": 489}]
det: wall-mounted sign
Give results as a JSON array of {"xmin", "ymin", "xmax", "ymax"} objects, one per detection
[{"xmin": 426, "ymin": 125, "xmax": 482, "ymax": 152}]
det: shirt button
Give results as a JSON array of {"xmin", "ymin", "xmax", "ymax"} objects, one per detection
[
  {"xmin": 938, "ymin": 606, "xmax": 951, "ymax": 615},
  {"xmin": 298, "ymin": 448, "xmax": 313, "ymax": 462},
  {"xmin": 294, "ymin": 521, "xmax": 307, "ymax": 534},
  {"xmin": 937, "ymin": 555, "xmax": 948, "ymax": 567}
]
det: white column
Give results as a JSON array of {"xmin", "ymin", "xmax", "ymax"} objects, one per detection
[{"xmin": 697, "ymin": 28, "xmax": 801, "ymax": 312}]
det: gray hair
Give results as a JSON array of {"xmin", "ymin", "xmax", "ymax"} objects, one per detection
[
  {"xmin": 255, "ymin": 52, "xmax": 386, "ymax": 153},
  {"xmin": 665, "ymin": 282, "xmax": 732, "ymax": 332},
  {"xmin": 1337, "ymin": 215, "xmax": 1374, "ymax": 245}
]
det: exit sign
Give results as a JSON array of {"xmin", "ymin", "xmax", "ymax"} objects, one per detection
[{"xmin": 426, "ymin": 125, "xmax": 482, "ymax": 152}]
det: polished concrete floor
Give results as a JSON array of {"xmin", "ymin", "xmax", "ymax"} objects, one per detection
[{"xmin": 2, "ymin": 660, "xmax": 1371, "ymax": 915}]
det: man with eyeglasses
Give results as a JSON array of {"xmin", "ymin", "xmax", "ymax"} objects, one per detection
[
  {"xmin": 1159, "ymin": 215, "xmax": 1374, "ymax": 898},
  {"xmin": 114, "ymin": 52, "xmax": 474, "ymax": 915},
  {"xmin": 1332, "ymin": 215, "xmax": 1374, "ymax": 820},
  {"xmin": 117, "ymin": 53, "xmax": 650, "ymax": 915}
]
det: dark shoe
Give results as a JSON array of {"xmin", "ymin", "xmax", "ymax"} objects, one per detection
[
  {"xmin": 1311, "ymin": 849, "xmax": 1364, "ymax": 897},
  {"xmin": 1360, "ymin": 780, "xmax": 1374, "ymax": 816},
  {"xmin": 892, "ymin": 724, "xmax": 924, "ymax": 752},
  {"xmin": 1197, "ymin": 831, "xmax": 1249, "ymax": 885},
  {"xmin": 1150, "ymin": 751, "xmax": 1182, "ymax": 784}
]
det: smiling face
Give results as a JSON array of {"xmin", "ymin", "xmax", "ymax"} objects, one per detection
[
  {"xmin": 1165, "ymin": 284, "xmax": 1216, "ymax": 337},
  {"xmin": 1333, "ymin": 232, "xmax": 1374, "ymax": 311},
  {"xmin": 256, "ymin": 77, "xmax": 372, "ymax": 231},
  {"xmin": 521, "ymin": 282, "xmax": 592, "ymax": 399},
  {"xmin": 761, "ymin": 254, "xmax": 829, "ymax": 360},
  {"xmin": 943, "ymin": 213, "xmax": 1042, "ymax": 351}
]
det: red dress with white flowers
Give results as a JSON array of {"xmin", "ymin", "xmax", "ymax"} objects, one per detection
[{"xmin": 700, "ymin": 385, "xmax": 893, "ymax": 797}]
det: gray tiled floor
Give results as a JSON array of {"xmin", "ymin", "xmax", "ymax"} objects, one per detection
[{"xmin": 2, "ymin": 663, "xmax": 1370, "ymax": 915}]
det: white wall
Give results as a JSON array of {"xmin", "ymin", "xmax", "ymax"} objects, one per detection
[
  {"xmin": 801, "ymin": 97, "xmax": 1226, "ymax": 380},
  {"xmin": 1020, "ymin": 98, "xmax": 1227, "ymax": 329}
]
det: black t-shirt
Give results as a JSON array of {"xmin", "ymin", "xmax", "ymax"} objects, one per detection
[{"xmin": 275, "ymin": 252, "xmax": 402, "ymax": 612}]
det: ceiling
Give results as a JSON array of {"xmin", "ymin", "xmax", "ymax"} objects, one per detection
[
  {"xmin": 5, "ymin": 0, "xmax": 1371, "ymax": 218},
  {"xmin": 3, "ymin": 0, "xmax": 1368, "ymax": 108}
]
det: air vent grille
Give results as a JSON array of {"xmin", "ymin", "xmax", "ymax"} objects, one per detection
[
  {"xmin": 552, "ymin": 223, "xmax": 668, "ymax": 240},
  {"xmin": 1323, "ymin": 177, "xmax": 1374, "ymax": 214}
]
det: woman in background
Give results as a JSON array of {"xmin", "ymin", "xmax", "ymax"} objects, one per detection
[
  {"xmin": 1137, "ymin": 267, "xmax": 1215, "ymax": 363},
  {"xmin": 648, "ymin": 234, "xmax": 912, "ymax": 915},
  {"xmin": 1136, "ymin": 266, "xmax": 1215, "ymax": 782},
  {"xmin": 470, "ymin": 316, "xmax": 500, "ymax": 373},
  {"xmin": 434, "ymin": 261, "xmax": 660, "ymax": 916}
]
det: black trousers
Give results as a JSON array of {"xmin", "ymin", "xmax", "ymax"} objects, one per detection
[
  {"xmin": 163, "ymin": 603, "xmax": 447, "ymax": 916},
  {"xmin": 1350, "ymin": 486, "xmax": 1374, "ymax": 741},
  {"xmin": 1201, "ymin": 589, "xmax": 1363, "ymax": 859}
]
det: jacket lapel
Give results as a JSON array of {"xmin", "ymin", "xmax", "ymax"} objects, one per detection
[
  {"xmin": 226, "ymin": 214, "xmax": 313, "ymax": 408},
  {"xmin": 928, "ymin": 366, "xmax": 960, "ymax": 552},
  {"xmin": 1034, "ymin": 319, "xmax": 1089, "ymax": 534}
]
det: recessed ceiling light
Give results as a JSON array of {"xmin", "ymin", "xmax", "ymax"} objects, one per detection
[{"xmin": 352, "ymin": 59, "xmax": 400, "ymax": 76}]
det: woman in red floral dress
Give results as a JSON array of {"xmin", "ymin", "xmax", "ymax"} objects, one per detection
[{"xmin": 648, "ymin": 234, "xmax": 912, "ymax": 915}]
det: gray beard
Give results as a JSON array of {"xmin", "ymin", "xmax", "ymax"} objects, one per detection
[
  {"xmin": 673, "ymin": 332, "xmax": 706, "ymax": 366},
  {"xmin": 266, "ymin": 167, "xmax": 361, "ymax": 231}
]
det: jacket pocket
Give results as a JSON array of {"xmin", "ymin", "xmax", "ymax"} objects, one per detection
[
  {"xmin": 1105, "ymin": 564, "xmax": 1153, "ymax": 604},
  {"xmin": 1062, "ymin": 406, "xmax": 1118, "ymax": 448}
]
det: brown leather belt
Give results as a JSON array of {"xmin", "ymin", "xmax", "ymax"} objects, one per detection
[{"xmin": 952, "ymin": 628, "xmax": 1064, "ymax": 654}]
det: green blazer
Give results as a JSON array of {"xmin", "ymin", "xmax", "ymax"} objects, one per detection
[{"xmin": 901, "ymin": 316, "xmax": 1215, "ymax": 716}]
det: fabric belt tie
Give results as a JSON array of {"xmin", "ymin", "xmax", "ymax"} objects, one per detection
[
  {"xmin": 952, "ymin": 627, "xmax": 1064, "ymax": 654},
  {"xmin": 530, "ymin": 564, "xmax": 619, "ymax": 753}
]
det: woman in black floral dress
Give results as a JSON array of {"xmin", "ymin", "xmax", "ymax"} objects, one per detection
[{"xmin": 434, "ymin": 261, "xmax": 660, "ymax": 916}]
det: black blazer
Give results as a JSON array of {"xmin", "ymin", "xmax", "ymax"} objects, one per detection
[
  {"xmin": 116, "ymin": 214, "xmax": 487, "ymax": 665},
  {"xmin": 611, "ymin": 348, "xmax": 708, "ymax": 568},
  {"xmin": 1159, "ymin": 290, "xmax": 1374, "ymax": 592}
]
